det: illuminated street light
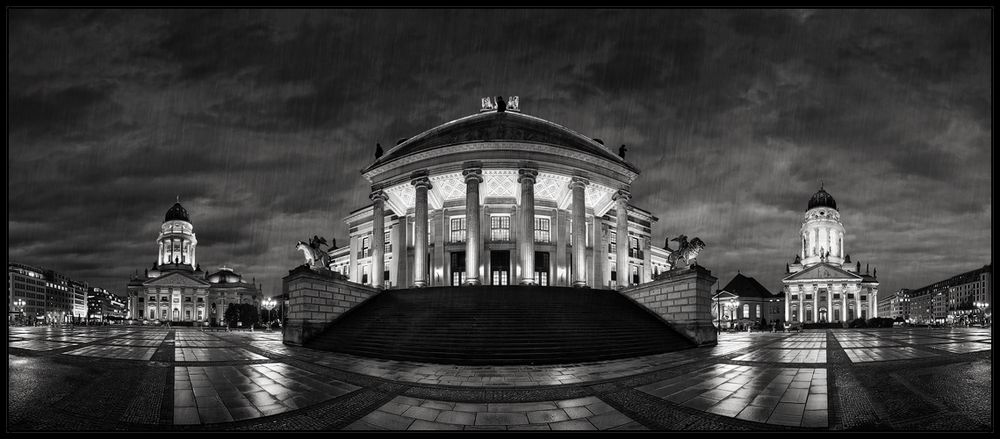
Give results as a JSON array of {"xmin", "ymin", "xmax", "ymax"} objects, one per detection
[{"xmin": 262, "ymin": 297, "xmax": 277, "ymax": 330}]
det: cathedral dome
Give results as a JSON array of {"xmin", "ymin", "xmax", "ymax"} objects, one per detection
[
  {"xmin": 807, "ymin": 188, "xmax": 837, "ymax": 211},
  {"xmin": 207, "ymin": 267, "xmax": 242, "ymax": 284},
  {"xmin": 164, "ymin": 202, "xmax": 191, "ymax": 223},
  {"xmin": 364, "ymin": 110, "xmax": 635, "ymax": 174}
]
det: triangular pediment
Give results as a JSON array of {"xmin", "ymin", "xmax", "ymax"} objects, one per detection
[
  {"xmin": 782, "ymin": 263, "xmax": 861, "ymax": 282},
  {"xmin": 144, "ymin": 271, "xmax": 210, "ymax": 287},
  {"xmin": 712, "ymin": 291, "xmax": 739, "ymax": 301}
]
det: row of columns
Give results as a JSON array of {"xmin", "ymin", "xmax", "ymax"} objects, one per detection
[
  {"xmin": 784, "ymin": 285, "xmax": 878, "ymax": 322},
  {"xmin": 159, "ymin": 238, "xmax": 194, "ymax": 266},
  {"xmin": 367, "ymin": 167, "xmax": 632, "ymax": 289}
]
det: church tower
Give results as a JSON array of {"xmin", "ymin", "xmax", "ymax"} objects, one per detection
[
  {"xmin": 798, "ymin": 186, "xmax": 845, "ymax": 268},
  {"xmin": 157, "ymin": 202, "xmax": 197, "ymax": 270}
]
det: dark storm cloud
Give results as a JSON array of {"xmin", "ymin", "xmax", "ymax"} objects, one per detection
[{"xmin": 8, "ymin": 9, "xmax": 990, "ymax": 296}]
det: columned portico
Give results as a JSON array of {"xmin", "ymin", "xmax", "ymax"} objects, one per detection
[
  {"xmin": 412, "ymin": 175, "xmax": 432, "ymax": 288},
  {"xmin": 370, "ymin": 190, "xmax": 388, "ymax": 289},
  {"xmin": 518, "ymin": 169, "xmax": 538, "ymax": 285},
  {"xmin": 463, "ymin": 167, "xmax": 483, "ymax": 286},
  {"xmin": 570, "ymin": 177, "xmax": 589, "ymax": 288},
  {"xmin": 614, "ymin": 189, "xmax": 630, "ymax": 289}
]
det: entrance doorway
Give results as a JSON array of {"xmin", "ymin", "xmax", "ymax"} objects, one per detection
[
  {"xmin": 534, "ymin": 252, "xmax": 550, "ymax": 286},
  {"xmin": 490, "ymin": 251, "xmax": 509, "ymax": 285},
  {"xmin": 819, "ymin": 308, "xmax": 828, "ymax": 323},
  {"xmin": 450, "ymin": 252, "xmax": 466, "ymax": 286}
]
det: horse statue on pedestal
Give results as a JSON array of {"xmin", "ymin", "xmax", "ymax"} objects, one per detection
[
  {"xmin": 666, "ymin": 234, "xmax": 706, "ymax": 269},
  {"xmin": 296, "ymin": 235, "xmax": 331, "ymax": 272}
]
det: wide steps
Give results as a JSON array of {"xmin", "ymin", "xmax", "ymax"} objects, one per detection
[{"xmin": 303, "ymin": 286, "xmax": 695, "ymax": 365}]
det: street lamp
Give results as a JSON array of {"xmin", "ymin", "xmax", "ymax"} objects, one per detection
[
  {"xmin": 14, "ymin": 299, "xmax": 26, "ymax": 326},
  {"xmin": 974, "ymin": 302, "xmax": 990, "ymax": 326},
  {"xmin": 262, "ymin": 297, "xmax": 277, "ymax": 330},
  {"xmin": 726, "ymin": 298, "xmax": 741, "ymax": 330}
]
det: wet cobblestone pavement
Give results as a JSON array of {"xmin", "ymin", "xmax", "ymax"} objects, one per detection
[{"xmin": 7, "ymin": 326, "xmax": 992, "ymax": 431}]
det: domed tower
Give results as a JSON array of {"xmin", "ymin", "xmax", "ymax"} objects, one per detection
[
  {"xmin": 799, "ymin": 186, "xmax": 845, "ymax": 268},
  {"xmin": 157, "ymin": 202, "xmax": 197, "ymax": 271}
]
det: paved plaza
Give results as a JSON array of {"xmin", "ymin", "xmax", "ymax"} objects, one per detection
[{"xmin": 7, "ymin": 326, "xmax": 992, "ymax": 431}]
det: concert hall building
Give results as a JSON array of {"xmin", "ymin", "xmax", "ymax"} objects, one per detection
[{"xmin": 327, "ymin": 97, "xmax": 677, "ymax": 289}]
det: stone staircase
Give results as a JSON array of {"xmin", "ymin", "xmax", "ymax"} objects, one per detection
[{"xmin": 304, "ymin": 286, "xmax": 695, "ymax": 365}]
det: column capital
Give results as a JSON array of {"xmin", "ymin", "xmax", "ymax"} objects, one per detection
[
  {"xmin": 568, "ymin": 176, "xmax": 590, "ymax": 189},
  {"xmin": 462, "ymin": 167, "xmax": 483, "ymax": 183},
  {"xmin": 517, "ymin": 168, "xmax": 538, "ymax": 184},
  {"xmin": 613, "ymin": 189, "xmax": 632, "ymax": 202},
  {"xmin": 411, "ymin": 176, "xmax": 433, "ymax": 189},
  {"xmin": 369, "ymin": 190, "xmax": 389, "ymax": 202}
]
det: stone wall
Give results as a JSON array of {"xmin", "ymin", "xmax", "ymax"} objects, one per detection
[
  {"xmin": 620, "ymin": 265, "xmax": 718, "ymax": 346},
  {"xmin": 282, "ymin": 266, "xmax": 379, "ymax": 346}
]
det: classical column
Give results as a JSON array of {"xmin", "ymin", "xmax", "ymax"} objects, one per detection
[
  {"xmin": 613, "ymin": 189, "xmax": 631, "ymax": 289},
  {"xmin": 784, "ymin": 287, "xmax": 791, "ymax": 322},
  {"xmin": 812, "ymin": 286, "xmax": 818, "ymax": 323},
  {"xmin": 798, "ymin": 288, "xmax": 804, "ymax": 322},
  {"xmin": 463, "ymin": 168, "xmax": 483, "ymax": 285},
  {"xmin": 518, "ymin": 169, "xmax": 538, "ymax": 285},
  {"xmin": 159, "ymin": 241, "xmax": 164, "ymax": 265},
  {"xmin": 827, "ymin": 284, "xmax": 833, "ymax": 322},
  {"xmin": 412, "ymin": 176, "xmax": 432, "ymax": 288},
  {"xmin": 871, "ymin": 290, "xmax": 878, "ymax": 317},
  {"xmin": 569, "ymin": 177, "xmax": 589, "ymax": 287},
  {"xmin": 370, "ymin": 190, "xmax": 387, "ymax": 289},
  {"xmin": 842, "ymin": 290, "xmax": 848, "ymax": 321},
  {"xmin": 856, "ymin": 287, "xmax": 862, "ymax": 319}
]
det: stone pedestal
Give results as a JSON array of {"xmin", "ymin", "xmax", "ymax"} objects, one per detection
[
  {"xmin": 620, "ymin": 265, "xmax": 718, "ymax": 346},
  {"xmin": 282, "ymin": 265, "xmax": 379, "ymax": 346}
]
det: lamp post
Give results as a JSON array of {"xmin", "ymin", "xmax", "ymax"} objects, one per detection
[
  {"xmin": 974, "ymin": 302, "xmax": 990, "ymax": 326},
  {"xmin": 726, "ymin": 298, "xmax": 740, "ymax": 330},
  {"xmin": 262, "ymin": 297, "xmax": 277, "ymax": 330},
  {"xmin": 14, "ymin": 298, "xmax": 26, "ymax": 326}
]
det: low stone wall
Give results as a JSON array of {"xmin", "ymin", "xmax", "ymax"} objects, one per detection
[
  {"xmin": 282, "ymin": 266, "xmax": 379, "ymax": 346},
  {"xmin": 621, "ymin": 266, "xmax": 718, "ymax": 346}
]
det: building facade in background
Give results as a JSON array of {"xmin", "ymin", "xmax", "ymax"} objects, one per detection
[
  {"xmin": 126, "ymin": 202, "xmax": 260, "ymax": 324},
  {"xmin": 87, "ymin": 287, "xmax": 128, "ymax": 323},
  {"xmin": 877, "ymin": 289, "xmax": 912, "ymax": 321},
  {"xmin": 712, "ymin": 272, "xmax": 785, "ymax": 329},
  {"xmin": 781, "ymin": 187, "xmax": 880, "ymax": 324},
  {"xmin": 8, "ymin": 261, "xmax": 89, "ymax": 324},
  {"xmin": 907, "ymin": 265, "xmax": 992, "ymax": 324},
  {"xmin": 327, "ymin": 98, "xmax": 677, "ymax": 289}
]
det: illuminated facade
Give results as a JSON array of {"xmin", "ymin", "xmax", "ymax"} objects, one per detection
[
  {"xmin": 782, "ymin": 187, "xmax": 879, "ymax": 323},
  {"xmin": 7, "ymin": 261, "xmax": 89, "ymax": 324},
  {"xmin": 127, "ymin": 202, "xmax": 260, "ymax": 323},
  {"xmin": 328, "ymin": 98, "xmax": 675, "ymax": 289}
]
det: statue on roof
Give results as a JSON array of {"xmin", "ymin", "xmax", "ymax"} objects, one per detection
[
  {"xmin": 666, "ymin": 235, "xmax": 706, "ymax": 270},
  {"xmin": 618, "ymin": 144, "xmax": 627, "ymax": 159},
  {"xmin": 496, "ymin": 96, "xmax": 507, "ymax": 112},
  {"xmin": 375, "ymin": 142, "xmax": 383, "ymax": 159},
  {"xmin": 297, "ymin": 236, "xmax": 332, "ymax": 272}
]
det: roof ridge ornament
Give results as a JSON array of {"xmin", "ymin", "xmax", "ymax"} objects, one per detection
[{"xmin": 480, "ymin": 96, "xmax": 520, "ymax": 113}]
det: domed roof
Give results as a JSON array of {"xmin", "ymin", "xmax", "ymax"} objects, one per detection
[
  {"xmin": 807, "ymin": 187, "xmax": 837, "ymax": 211},
  {"xmin": 364, "ymin": 110, "xmax": 635, "ymax": 173},
  {"xmin": 164, "ymin": 202, "xmax": 190, "ymax": 223},
  {"xmin": 207, "ymin": 267, "xmax": 242, "ymax": 284}
]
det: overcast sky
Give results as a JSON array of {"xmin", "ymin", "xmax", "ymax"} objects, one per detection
[{"xmin": 8, "ymin": 9, "xmax": 991, "ymax": 296}]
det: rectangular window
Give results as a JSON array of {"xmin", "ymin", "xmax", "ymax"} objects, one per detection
[
  {"xmin": 534, "ymin": 217, "xmax": 551, "ymax": 243},
  {"xmin": 743, "ymin": 304, "xmax": 750, "ymax": 318},
  {"xmin": 609, "ymin": 231, "xmax": 617, "ymax": 254},
  {"xmin": 756, "ymin": 304, "xmax": 761, "ymax": 318},
  {"xmin": 450, "ymin": 216, "xmax": 467, "ymax": 243},
  {"xmin": 360, "ymin": 235, "xmax": 371, "ymax": 259},
  {"xmin": 490, "ymin": 215, "xmax": 510, "ymax": 241},
  {"xmin": 384, "ymin": 231, "xmax": 392, "ymax": 254},
  {"xmin": 628, "ymin": 237, "xmax": 641, "ymax": 259}
]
